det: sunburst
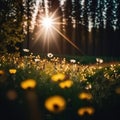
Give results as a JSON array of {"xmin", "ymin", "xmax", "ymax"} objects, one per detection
[
  {"xmin": 41, "ymin": 17, "xmax": 54, "ymax": 29},
  {"xmin": 35, "ymin": 8, "xmax": 84, "ymax": 54}
]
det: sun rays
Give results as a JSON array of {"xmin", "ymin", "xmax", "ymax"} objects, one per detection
[
  {"xmin": 32, "ymin": 0, "xmax": 83, "ymax": 54},
  {"xmin": 41, "ymin": 17, "xmax": 54, "ymax": 29},
  {"xmin": 34, "ymin": 12, "xmax": 84, "ymax": 54}
]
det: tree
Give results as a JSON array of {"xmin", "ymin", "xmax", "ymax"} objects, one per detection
[
  {"xmin": 49, "ymin": 0, "xmax": 62, "ymax": 53},
  {"xmin": 0, "ymin": 0, "xmax": 25, "ymax": 53},
  {"xmin": 23, "ymin": 0, "xmax": 37, "ymax": 50},
  {"xmin": 63, "ymin": 0, "xmax": 73, "ymax": 54},
  {"xmin": 73, "ymin": 0, "xmax": 83, "ymax": 54}
]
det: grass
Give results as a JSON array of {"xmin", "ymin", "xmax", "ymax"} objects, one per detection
[{"xmin": 0, "ymin": 52, "xmax": 120, "ymax": 120}]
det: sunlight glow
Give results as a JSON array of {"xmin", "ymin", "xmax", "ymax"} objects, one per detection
[
  {"xmin": 41, "ymin": 17, "xmax": 54, "ymax": 29},
  {"xmin": 52, "ymin": 26, "xmax": 84, "ymax": 55},
  {"xmin": 36, "ymin": 3, "xmax": 84, "ymax": 54},
  {"xmin": 39, "ymin": 14, "xmax": 84, "ymax": 54}
]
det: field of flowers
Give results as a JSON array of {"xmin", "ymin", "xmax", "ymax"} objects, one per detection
[{"xmin": 0, "ymin": 53, "xmax": 120, "ymax": 120}]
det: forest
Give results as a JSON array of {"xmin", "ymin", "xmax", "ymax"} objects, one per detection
[
  {"xmin": 0, "ymin": 0, "xmax": 120, "ymax": 56},
  {"xmin": 1, "ymin": 1, "xmax": 120, "ymax": 120}
]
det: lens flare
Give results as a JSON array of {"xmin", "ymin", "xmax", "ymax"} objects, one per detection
[
  {"xmin": 35, "ymin": 9, "xmax": 84, "ymax": 54},
  {"xmin": 41, "ymin": 17, "xmax": 54, "ymax": 29}
]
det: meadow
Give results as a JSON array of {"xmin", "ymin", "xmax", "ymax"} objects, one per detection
[{"xmin": 0, "ymin": 52, "xmax": 120, "ymax": 120}]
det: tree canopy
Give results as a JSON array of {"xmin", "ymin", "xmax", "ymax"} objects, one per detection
[{"xmin": 0, "ymin": 0, "xmax": 120, "ymax": 56}]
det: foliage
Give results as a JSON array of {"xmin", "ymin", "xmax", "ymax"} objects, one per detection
[
  {"xmin": 0, "ymin": 0, "xmax": 25, "ymax": 53},
  {"xmin": 0, "ymin": 53, "xmax": 120, "ymax": 120}
]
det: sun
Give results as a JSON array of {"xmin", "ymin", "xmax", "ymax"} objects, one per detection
[
  {"xmin": 35, "ymin": 11, "xmax": 83, "ymax": 54},
  {"xmin": 41, "ymin": 16, "xmax": 54, "ymax": 29}
]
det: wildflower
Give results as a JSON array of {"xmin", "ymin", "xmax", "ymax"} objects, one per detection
[
  {"xmin": 51, "ymin": 73, "xmax": 65, "ymax": 82},
  {"xmin": 0, "ymin": 70, "xmax": 4, "ymax": 75},
  {"xmin": 70, "ymin": 59, "xmax": 76, "ymax": 63},
  {"xmin": 47, "ymin": 53, "xmax": 53, "ymax": 58},
  {"xmin": 45, "ymin": 95, "xmax": 66, "ymax": 113},
  {"xmin": 85, "ymin": 82, "xmax": 92, "ymax": 90},
  {"xmin": 96, "ymin": 58, "xmax": 103, "ymax": 64},
  {"xmin": 23, "ymin": 48, "xmax": 30, "ymax": 52},
  {"xmin": 59, "ymin": 80, "xmax": 73, "ymax": 89},
  {"xmin": 78, "ymin": 92, "xmax": 93, "ymax": 100},
  {"xmin": 78, "ymin": 107, "xmax": 95, "ymax": 116},
  {"xmin": 0, "ymin": 70, "xmax": 7, "ymax": 83},
  {"xmin": 19, "ymin": 63, "xmax": 25, "ymax": 68},
  {"xmin": 115, "ymin": 87, "xmax": 120, "ymax": 94},
  {"xmin": 34, "ymin": 58, "xmax": 40, "ymax": 62},
  {"xmin": 9, "ymin": 69, "xmax": 17, "ymax": 74},
  {"xmin": 20, "ymin": 79, "xmax": 36, "ymax": 90}
]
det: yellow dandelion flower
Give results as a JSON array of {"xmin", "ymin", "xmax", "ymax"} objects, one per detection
[
  {"xmin": 115, "ymin": 87, "xmax": 120, "ymax": 94},
  {"xmin": 78, "ymin": 107, "xmax": 95, "ymax": 116},
  {"xmin": 19, "ymin": 63, "xmax": 25, "ymax": 68},
  {"xmin": 51, "ymin": 73, "xmax": 65, "ymax": 82},
  {"xmin": 0, "ymin": 70, "xmax": 4, "ymax": 75},
  {"xmin": 6, "ymin": 89, "xmax": 18, "ymax": 101},
  {"xmin": 59, "ymin": 80, "xmax": 73, "ymax": 89},
  {"xmin": 0, "ymin": 70, "xmax": 7, "ymax": 83},
  {"xmin": 78, "ymin": 92, "xmax": 93, "ymax": 100},
  {"xmin": 9, "ymin": 69, "xmax": 17, "ymax": 74},
  {"xmin": 45, "ymin": 95, "xmax": 66, "ymax": 113},
  {"xmin": 20, "ymin": 79, "xmax": 36, "ymax": 90}
]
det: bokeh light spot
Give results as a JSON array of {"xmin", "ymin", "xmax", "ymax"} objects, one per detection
[{"xmin": 45, "ymin": 95, "xmax": 66, "ymax": 113}]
